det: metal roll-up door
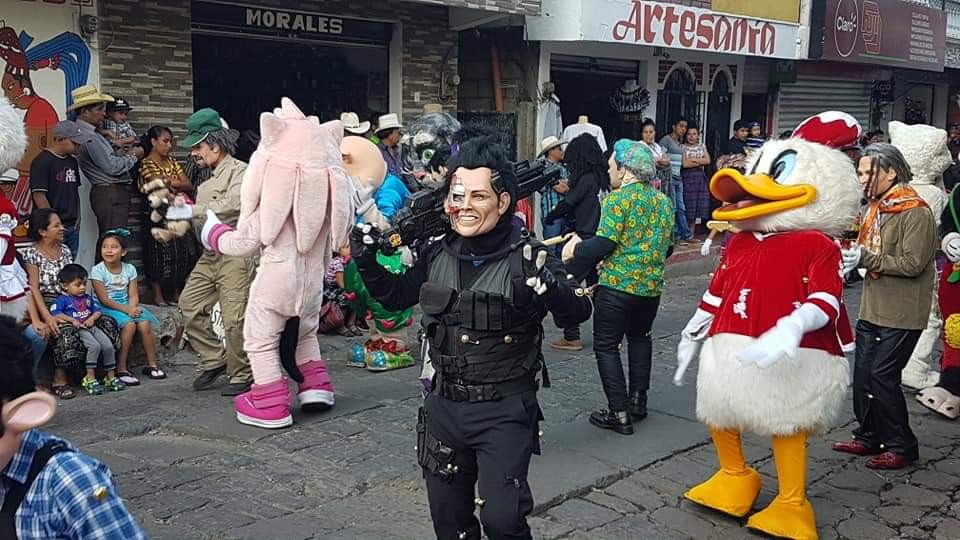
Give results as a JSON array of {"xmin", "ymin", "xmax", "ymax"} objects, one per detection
[{"xmin": 776, "ymin": 77, "xmax": 872, "ymax": 133}]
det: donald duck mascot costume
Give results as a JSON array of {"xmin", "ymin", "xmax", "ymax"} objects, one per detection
[{"xmin": 674, "ymin": 112, "xmax": 862, "ymax": 539}]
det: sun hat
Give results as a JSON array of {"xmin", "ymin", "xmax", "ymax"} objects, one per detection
[
  {"xmin": 376, "ymin": 113, "xmax": 403, "ymax": 133},
  {"xmin": 340, "ymin": 112, "xmax": 371, "ymax": 135},
  {"xmin": 180, "ymin": 108, "xmax": 230, "ymax": 148},
  {"xmin": 539, "ymin": 136, "xmax": 566, "ymax": 157},
  {"xmin": 67, "ymin": 84, "xmax": 114, "ymax": 112}
]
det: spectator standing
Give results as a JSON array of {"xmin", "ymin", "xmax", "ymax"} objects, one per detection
[
  {"xmin": 138, "ymin": 125, "xmax": 198, "ymax": 305},
  {"xmin": 29, "ymin": 120, "xmax": 90, "ymax": 256},
  {"xmin": 640, "ymin": 119, "xmax": 671, "ymax": 194},
  {"xmin": 681, "ymin": 125, "xmax": 712, "ymax": 235},
  {"xmin": 536, "ymin": 136, "xmax": 569, "ymax": 251},
  {"xmin": 659, "ymin": 118, "xmax": 694, "ymax": 242},
  {"xmin": 949, "ymin": 123, "xmax": 960, "ymax": 162},
  {"xmin": 717, "ymin": 120, "xmax": 749, "ymax": 172},
  {"xmin": 544, "ymin": 134, "xmax": 604, "ymax": 352},
  {"xmin": 376, "ymin": 113, "xmax": 404, "ymax": 179},
  {"xmin": 69, "ymin": 85, "xmax": 142, "ymax": 234}
]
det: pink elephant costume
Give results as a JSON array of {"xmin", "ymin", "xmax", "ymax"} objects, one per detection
[{"xmin": 203, "ymin": 98, "xmax": 355, "ymax": 429}]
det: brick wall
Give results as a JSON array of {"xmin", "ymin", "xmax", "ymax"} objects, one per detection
[
  {"xmin": 404, "ymin": 0, "xmax": 541, "ymax": 15},
  {"xmin": 100, "ymin": 0, "xmax": 458, "ymax": 133}
]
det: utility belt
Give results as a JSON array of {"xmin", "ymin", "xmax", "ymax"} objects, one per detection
[
  {"xmin": 416, "ymin": 407, "xmax": 457, "ymax": 481},
  {"xmin": 436, "ymin": 375, "xmax": 537, "ymax": 403}
]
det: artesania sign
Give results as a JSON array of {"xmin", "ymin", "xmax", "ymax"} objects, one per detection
[{"xmin": 528, "ymin": 0, "xmax": 800, "ymax": 59}]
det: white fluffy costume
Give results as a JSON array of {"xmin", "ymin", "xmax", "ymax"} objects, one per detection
[
  {"xmin": 202, "ymin": 98, "xmax": 355, "ymax": 429},
  {"xmin": 889, "ymin": 121, "xmax": 952, "ymax": 389},
  {"xmin": 674, "ymin": 112, "xmax": 862, "ymax": 540},
  {"xmin": 0, "ymin": 96, "xmax": 29, "ymax": 319}
]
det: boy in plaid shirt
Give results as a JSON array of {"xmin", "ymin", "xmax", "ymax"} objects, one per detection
[
  {"xmin": 98, "ymin": 98, "xmax": 137, "ymax": 152},
  {"xmin": 0, "ymin": 315, "xmax": 145, "ymax": 538}
]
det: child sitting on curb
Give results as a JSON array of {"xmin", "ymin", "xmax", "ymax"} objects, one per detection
[{"xmin": 50, "ymin": 264, "xmax": 123, "ymax": 395}]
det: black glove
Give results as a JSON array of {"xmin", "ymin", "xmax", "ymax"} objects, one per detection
[
  {"xmin": 349, "ymin": 223, "xmax": 382, "ymax": 265},
  {"xmin": 522, "ymin": 244, "xmax": 557, "ymax": 296}
]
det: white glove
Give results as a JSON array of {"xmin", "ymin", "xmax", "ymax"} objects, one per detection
[
  {"xmin": 840, "ymin": 244, "xmax": 861, "ymax": 276},
  {"xmin": 561, "ymin": 233, "xmax": 581, "ymax": 264},
  {"xmin": 943, "ymin": 232, "xmax": 960, "ymax": 263},
  {"xmin": 699, "ymin": 238, "xmax": 713, "ymax": 257},
  {"xmin": 737, "ymin": 303, "xmax": 828, "ymax": 368},
  {"xmin": 522, "ymin": 244, "xmax": 556, "ymax": 296},
  {"xmin": 165, "ymin": 203, "xmax": 194, "ymax": 221},
  {"xmin": 351, "ymin": 176, "xmax": 378, "ymax": 217},
  {"xmin": 200, "ymin": 209, "xmax": 223, "ymax": 251},
  {"xmin": 673, "ymin": 308, "xmax": 715, "ymax": 386},
  {"xmin": 0, "ymin": 214, "xmax": 17, "ymax": 235}
]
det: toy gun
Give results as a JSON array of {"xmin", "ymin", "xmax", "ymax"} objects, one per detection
[{"xmin": 379, "ymin": 160, "xmax": 562, "ymax": 254}]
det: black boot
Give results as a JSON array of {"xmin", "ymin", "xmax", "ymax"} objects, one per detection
[
  {"xmin": 629, "ymin": 391, "xmax": 648, "ymax": 420},
  {"xmin": 589, "ymin": 409, "xmax": 634, "ymax": 435}
]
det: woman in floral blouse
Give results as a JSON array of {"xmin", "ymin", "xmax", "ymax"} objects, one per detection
[
  {"xmin": 22, "ymin": 208, "xmax": 119, "ymax": 398},
  {"xmin": 566, "ymin": 139, "xmax": 674, "ymax": 436},
  {"xmin": 138, "ymin": 126, "xmax": 199, "ymax": 305}
]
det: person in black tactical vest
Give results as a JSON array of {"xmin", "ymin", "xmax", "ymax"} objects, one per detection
[{"xmin": 351, "ymin": 138, "xmax": 592, "ymax": 540}]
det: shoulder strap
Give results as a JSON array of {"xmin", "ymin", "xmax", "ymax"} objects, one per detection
[{"xmin": 1, "ymin": 441, "xmax": 72, "ymax": 516}]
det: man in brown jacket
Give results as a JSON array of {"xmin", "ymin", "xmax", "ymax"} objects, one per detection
[
  {"xmin": 168, "ymin": 109, "xmax": 254, "ymax": 396},
  {"xmin": 837, "ymin": 143, "xmax": 937, "ymax": 469}
]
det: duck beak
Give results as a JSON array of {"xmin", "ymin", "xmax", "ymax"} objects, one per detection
[{"xmin": 710, "ymin": 168, "xmax": 817, "ymax": 221}]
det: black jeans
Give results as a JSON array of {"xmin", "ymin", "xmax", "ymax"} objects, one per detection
[
  {"xmin": 422, "ymin": 391, "xmax": 540, "ymax": 540},
  {"xmin": 592, "ymin": 286, "xmax": 660, "ymax": 411},
  {"xmin": 563, "ymin": 268, "xmax": 599, "ymax": 342},
  {"xmin": 853, "ymin": 320, "xmax": 921, "ymax": 460}
]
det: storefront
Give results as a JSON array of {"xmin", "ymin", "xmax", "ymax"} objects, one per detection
[
  {"xmin": 526, "ymin": 0, "xmax": 801, "ymax": 157},
  {"xmin": 782, "ymin": 0, "xmax": 949, "ymax": 134},
  {"xmin": 190, "ymin": 1, "xmax": 401, "ymax": 133}
]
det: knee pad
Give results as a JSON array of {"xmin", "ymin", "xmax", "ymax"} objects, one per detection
[{"xmin": 945, "ymin": 314, "xmax": 960, "ymax": 349}]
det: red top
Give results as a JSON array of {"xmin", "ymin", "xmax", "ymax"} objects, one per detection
[{"xmin": 699, "ymin": 231, "xmax": 847, "ymax": 356}]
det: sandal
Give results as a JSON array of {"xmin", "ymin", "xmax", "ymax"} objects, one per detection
[
  {"xmin": 142, "ymin": 366, "xmax": 167, "ymax": 380},
  {"xmin": 336, "ymin": 326, "xmax": 352, "ymax": 337},
  {"xmin": 52, "ymin": 384, "xmax": 76, "ymax": 400},
  {"xmin": 117, "ymin": 371, "xmax": 141, "ymax": 386},
  {"xmin": 348, "ymin": 325, "xmax": 364, "ymax": 337}
]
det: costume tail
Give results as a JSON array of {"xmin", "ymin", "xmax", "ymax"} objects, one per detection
[{"xmin": 280, "ymin": 317, "xmax": 304, "ymax": 383}]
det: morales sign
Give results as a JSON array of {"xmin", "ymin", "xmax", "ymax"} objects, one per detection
[
  {"xmin": 191, "ymin": 1, "xmax": 393, "ymax": 46},
  {"xmin": 818, "ymin": 0, "xmax": 945, "ymax": 71},
  {"xmin": 527, "ymin": 0, "xmax": 800, "ymax": 59}
]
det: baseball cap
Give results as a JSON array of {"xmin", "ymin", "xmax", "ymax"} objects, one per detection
[
  {"xmin": 52, "ymin": 120, "xmax": 94, "ymax": 144},
  {"xmin": 107, "ymin": 98, "xmax": 133, "ymax": 113}
]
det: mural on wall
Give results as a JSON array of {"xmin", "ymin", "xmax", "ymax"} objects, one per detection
[{"xmin": 0, "ymin": 18, "xmax": 92, "ymax": 238}]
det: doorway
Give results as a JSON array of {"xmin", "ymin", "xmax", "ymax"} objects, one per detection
[
  {"xmin": 550, "ymin": 55, "xmax": 645, "ymax": 141},
  {"xmin": 657, "ymin": 67, "xmax": 703, "ymax": 137},
  {"xmin": 191, "ymin": 33, "xmax": 389, "ymax": 132},
  {"xmin": 705, "ymin": 71, "xmax": 732, "ymax": 159}
]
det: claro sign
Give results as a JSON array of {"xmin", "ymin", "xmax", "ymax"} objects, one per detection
[
  {"xmin": 819, "ymin": 0, "xmax": 946, "ymax": 71},
  {"xmin": 583, "ymin": 0, "xmax": 799, "ymax": 58}
]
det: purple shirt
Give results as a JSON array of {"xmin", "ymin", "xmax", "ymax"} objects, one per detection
[{"xmin": 378, "ymin": 142, "xmax": 404, "ymax": 179}]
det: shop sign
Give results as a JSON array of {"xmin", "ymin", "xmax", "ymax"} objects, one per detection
[
  {"xmin": 578, "ymin": 1, "xmax": 799, "ymax": 58},
  {"xmin": 191, "ymin": 1, "xmax": 393, "ymax": 46},
  {"xmin": 819, "ymin": 0, "xmax": 946, "ymax": 71},
  {"xmin": 712, "ymin": 0, "xmax": 801, "ymax": 24}
]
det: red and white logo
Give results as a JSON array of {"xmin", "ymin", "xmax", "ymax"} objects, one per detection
[{"xmin": 834, "ymin": 0, "xmax": 859, "ymax": 58}]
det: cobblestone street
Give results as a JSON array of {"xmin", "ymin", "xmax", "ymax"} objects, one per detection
[{"xmin": 47, "ymin": 275, "xmax": 960, "ymax": 539}]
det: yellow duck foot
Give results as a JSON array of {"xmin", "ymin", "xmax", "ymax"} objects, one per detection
[
  {"xmin": 684, "ymin": 467, "xmax": 761, "ymax": 518},
  {"xmin": 746, "ymin": 496, "xmax": 818, "ymax": 540}
]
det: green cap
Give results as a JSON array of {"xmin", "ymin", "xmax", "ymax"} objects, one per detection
[{"xmin": 180, "ymin": 108, "xmax": 227, "ymax": 148}]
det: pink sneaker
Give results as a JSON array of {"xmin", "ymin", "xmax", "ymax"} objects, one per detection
[
  {"xmin": 297, "ymin": 359, "xmax": 335, "ymax": 412},
  {"xmin": 235, "ymin": 379, "xmax": 293, "ymax": 429}
]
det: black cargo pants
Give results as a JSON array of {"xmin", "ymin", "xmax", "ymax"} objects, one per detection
[{"xmin": 419, "ymin": 390, "xmax": 541, "ymax": 540}]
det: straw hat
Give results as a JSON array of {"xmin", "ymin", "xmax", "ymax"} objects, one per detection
[
  {"xmin": 340, "ymin": 112, "xmax": 371, "ymax": 135},
  {"xmin": 539, "ymin": 136, "xmax": 566, "ymax": 156},
  {"xmin": 67, "ymin": 84, "xmax": 114, "ymax": 112}
]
